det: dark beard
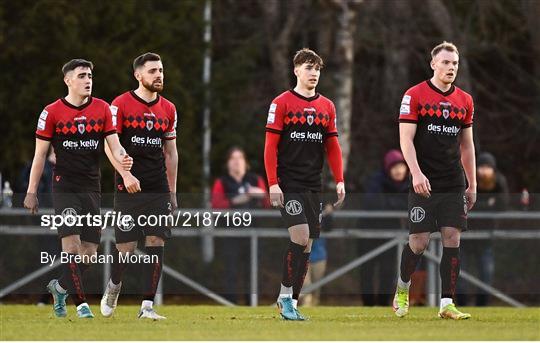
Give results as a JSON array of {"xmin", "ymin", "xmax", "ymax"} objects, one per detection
[{"xmin": 142, "ymin": 80, "xmax": 163, "ymax": 93}]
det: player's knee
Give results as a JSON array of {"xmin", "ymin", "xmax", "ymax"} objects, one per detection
[
  {"xmin": 80, "ymin": 242, "xmax": 98, "ymax": 256},
  {"xmin": 442, "ymin": 235, "xmax": 460, "ymax": 247},
  {"xmin": 62, "ymin": 244, "xmax": 79, "ymax": 254},
  {"xmin": 81, "ymin": 251, "xmax": 97, "ymax": 263},
  {"xmin": 61, "ymin": 236, "xmax": 81, "ymax": 254},
  {"xmin": 116, "ymin": 242, "xmax": 136, "ymax": 254},
  {"xmin": 291, "ymin": 235, "xmax": 309, "ymax": 247},
  {"xmin": 441, "ymin": 228, "xmax": 461, "ymax": 247},
  {"xmin": 410, "ymin": 239, "xmax": 429, "ymax": 254},
  {"xmin": 145, "ymin": 235, "xmax": 165, "ymax": 247},
  {"xmin": 304, "ymin": 239, "xmax": 313, "ymax": 253}
]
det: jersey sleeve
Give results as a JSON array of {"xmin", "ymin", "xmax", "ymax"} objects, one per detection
[
  {"xmin": 398, "ymin": 90, "xmax": 419, "ymax": 123},
  {"xmin": 102, "ymin": 102, "xmax": 116, "ymax": 137},
  {"xmin": 110, "ymin": 97, "xmax": 123, "ymax": 134},
  {"xmin": 463, "ymin": 95, "xmax": 474, "ymax": 128},
  {"xmin": 265, "ymin": 98, "xmax": 285, "ymax": 134},
  {"xmin": 164, "ymin": 104, "xmax": 177, "ymax": 140},
  {"xmin": 325, "ymin": 136, "xmax": 344, "ymax": 183},
  {"xmin": 35, "ymin": 106, "xmax": 55, "ymax": 141},
  {"xmin": 264, "ymin": 131, "xmax": 280, "ymax": 186},
  {"xmin": 325, "ymin": 101, "xmax": 339, "ymax": 139}
]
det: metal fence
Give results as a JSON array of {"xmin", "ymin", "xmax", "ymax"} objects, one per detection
[{"xmin": 1, "ymin": 208, "xmax": 539, "ymax": 307}]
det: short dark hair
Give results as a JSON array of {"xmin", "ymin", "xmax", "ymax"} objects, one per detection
[
  {"xmin": 225, "ymin": 146, "xmax": 250, "ymax": 171},
  {"xmin": 293, "ymin": 48, "xmax": 324, "ymax": 68},
  {"xmin": 133, "ymin": 52, "xmax": 161, "ymax": 71},
  {"xmin": 431, "ymin": 41, "xmax": 459, "ymax": 59},
  {"xmin": 62, "ymin": 59, "xmax": 93, "ymax": 76}
]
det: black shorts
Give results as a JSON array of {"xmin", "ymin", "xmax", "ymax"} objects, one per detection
[
  {"xmin": 114, "ymin": 192, "xmax": 172, "ymax": 244},
  {"xmin": 52, "ymin": 187, "xmax": 101, "ymax": 244},
  {"xmin": 408, "ymin": 188, "xmax": 468, "ymax": 234},
  {"xmin": 279, "ymin": 189, "xmax": 322, "ymax": 239}
]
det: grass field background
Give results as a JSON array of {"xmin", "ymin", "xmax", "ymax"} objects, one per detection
[{"xmin": 1, "ymin": 305, "xmax": 539, "ymax": 340}]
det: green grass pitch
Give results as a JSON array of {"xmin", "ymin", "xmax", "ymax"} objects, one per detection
[{"xmin": 1, "ymin": 305, "xmax": 539, "ymax": 340}]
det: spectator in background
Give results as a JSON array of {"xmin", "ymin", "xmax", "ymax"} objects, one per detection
[
  {"xmin": 458, "ymin": 152, "xmax": 509, "ymax": 306},
  {"xmin": 300, "ymin": 203, "xmax": 333, "ymax": 306},
  {"xmin": 357, "ymin": 149, "xmax": 409, "ymax": 306},
  {"xmin": 211, "ymin": 146, "xmax": 269, "ymax": 304}
]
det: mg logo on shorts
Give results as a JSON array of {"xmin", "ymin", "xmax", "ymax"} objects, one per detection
[
  {"xmin": 410, "ymin": 206, "xmax": 425, "ymax": 223},
  {"xmin": 285, "ymin": 200, "xmax": 303, "ymax": 216},
  {"xmin": 118, "ymin": 215, "xmax": 135, "ymax": 232},
  {"xmin": 61, "ymin": 208, "xmax": 78, "ymax": 226}
]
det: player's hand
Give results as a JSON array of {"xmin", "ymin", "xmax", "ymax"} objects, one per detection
[
  {"xmin": 121, "ymin": 154, "xmax": 133, "ymax": 171},
  {"xmin": 24, "ymin": 193, "xmax": 39, "ymax": 214},
  {"xmin": 269, "ymin": 184, "xmax": 284, "ymax": 208},
  {"xmin": 334, "ymin": 182, "xmax": 346, "ymax": 208},
  {"xmin": 169, "ymin": 192, "xmax": 178, "ymax": 212},
  {"xmin": 322, "ymin": 203, "xmax": 334, "ymax": 216},
  {"xmin": 122, "ymin": 173, "xmax": 141, "ymax": 193},
  {"xmin": 412, "ymin": 171, "xmax": 431, "ymax": 198},
  {"xmin": 465, "ymin": 186, "xmax": 477, "ymax": 211}
]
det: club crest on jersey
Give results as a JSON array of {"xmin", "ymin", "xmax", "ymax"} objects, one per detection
[
  {"xmin": 144, "ymin": 112, "xmax": 155, "ymax": 130},
  {"xmin": 77, "ymin": 123, "xmax": 85, "ymax": 134},
  {"xmin": 440, "ymin": 102, "xmax": 451, "ymax": 119},
  {"xmin": 304, "ymin": 107, "xmax": 316, "ymax": 126}
]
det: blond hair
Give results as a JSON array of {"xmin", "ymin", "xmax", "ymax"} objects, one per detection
[{"xmin": 431, "ymin": 41, "xmax": 459, "ymax": 59}]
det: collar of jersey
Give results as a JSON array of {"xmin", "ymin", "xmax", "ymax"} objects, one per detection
[
  {"xmin": 129, "ymin": 90, "xmax": 160, "ymax": 106},
  {"xmin": 426, "ymin": 80, "xmax": 455, "ymax": 97},
  {"xmin": 61, "ymin": 97, "xmax": 93, "ymax": 110},
  {"xmin": 289, "ymin": 89, "xmax": 320, "ymax": 102}
]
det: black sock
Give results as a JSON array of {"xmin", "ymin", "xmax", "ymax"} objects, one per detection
[
  {"xmin": 142, "ymin": 246, "xmax": 164, "ymax": 302},
  {"xmin": 400, "ymin": 244, "xmax": 423, "ymax": 283},
  {"xmin": 281, "ymin": 241, "xmax": 306, "ymax": 288},
  {"xmin": 111, "ymin": 249, "xmax": 129, "ymax": 285},
  {"xmin": 293, "ymin": 252, "xmax": 310, "ymax": 300},
  {"xmin": 58, "ymin": 253, "xmax": 86, "ymax": 306},
  {"xmin": 440, "ymin": 247, "xmax": 460, "ymax": 299},
  {"xmin": 78, "ymin": 263, "xmax": 90, "ymax": 275}
]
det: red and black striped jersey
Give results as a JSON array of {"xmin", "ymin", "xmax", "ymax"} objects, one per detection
[
  {"xmin": 111, "ymin": 91, "xmax": 177, "ymax": 192},
  {"xmin": 265, "ymin": 89, "xmax": 338, "ymax": 190},
  {"xmin": 399, "ymin": 80, "xmax": 474, "ymax": 190},
  {"xmin": 35, "ymin": 97, "xmax": 116, "ymax": 191}
]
